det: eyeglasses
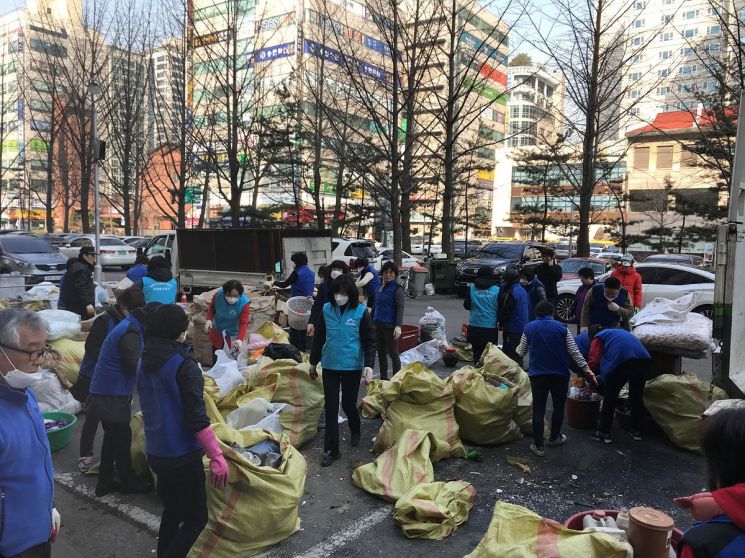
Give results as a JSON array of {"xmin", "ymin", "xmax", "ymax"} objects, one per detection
[{"xmin": 0, "ymin": 344, "xmax": 53, "ymax": 361}]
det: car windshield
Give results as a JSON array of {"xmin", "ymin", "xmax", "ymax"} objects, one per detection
[
  {"xmin": 350, "ymin": 243, "xmax": 376, "ymax": 258},
  {"xmin": 556, "ymin": 244, "xmax": 569, "ymax": 251},
  {"xmin": 476, "ymin": 244, "xmax": 524, "ymax": 259},
  {"xmin": 0, "ymin": 237, "xmax": 57, "ymax": 254},
  {"xmin": 647, "ymin": 255, "xmax": 688, "ymax": 263},
  {"xmin": 100, "ymin": 237, "xmax": 127, "ymax": 246},
  {"xmin": 561, "ymin": 259, "xmax": 605, "ymax": 274}
]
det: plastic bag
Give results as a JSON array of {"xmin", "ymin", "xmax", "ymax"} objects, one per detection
[
  {"xmin": 38, "ymin": 309, "xmax": 81, "ymax": 341},
  {"xmin": 23, "ymin": 282, "xmax": 60, "ymax": 304},
  {"xmin": 629, "ymin": 292, "xmax": 701, "ymax": 327},
  {"xmin": 30, "ymin": 371, "xmax": 82, "ymax": 415},
  {"xmin": 352, "ymin": 429, "xmax": 435, "ymax": 502},
  {"xmin": 465, "ymin": 501, "xmax": 632, "ymax": 558},
  {"xmin": 263, "ymin": 343, "xmax": 302, "ymax": 363},
  {"xmin": 481, "ymin": 343, "xmax": 533, "ymax": 434},
  {"xmin": 95, "ymin": 284, "xmax": 109, "ymax": 307},
  {"xmin": 204, "ymin": 350, "xmax": 245, "ymax": 397},
  {"xmin": 256, "ymin": 321, "xmax": 290, "ymax": 344},
  {"xmin": 419, "ymin": 306, "xmax": 446, "ymax": 343},
  {"xmin": 633, "ymin": 312, "xmax": 712, "ymax": 353},
  {"xmin": 394, "ymin": 480, "xmax": 476, "ymax": 540},
  {"xmin": 400, "ymin": 339, "xmax": 443, "ymax": 367},
  {"xmin": 226, "ymin": 398, "xmax": 289, "ymax": 434}
]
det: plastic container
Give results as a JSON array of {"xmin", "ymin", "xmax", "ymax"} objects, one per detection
[
  {"xmin": 628, "ymin": 506, "xmax": 675, "ymax": 558},
  {"xmin": 443, "ymin": 347, "xmax": 458, "ymax": 367},
  {"xmin": 583, "ymin": 510, "xmax": 618, "ymax": 530},
  {"xmin": 411, "ymin": 266, "xmax": 429, "ymax": 295},
  {"xmin": 42, "ymin": 411, "xmax": 78, "ymax": 452},
  {"xmin": 429, "ymin": 260, "xmax": 458, "ymax": 293},
  {"xmin": 566, "ymin": 395, "xmax": 601, "ymax": 430},
  {"xmin": 285, "ymin": 296, "xmax": 313, "ymax": 329},
  {"xmin": 397, "ymin": 324, "xmax": 421, "ymax": 352}
]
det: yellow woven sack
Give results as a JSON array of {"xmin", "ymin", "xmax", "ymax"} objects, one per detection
[
  {"xmin": 482, "ymin": 343, "xmax": 533, "ymax": 434},
  {"xmin": 394, "ymin": 480, "xmax": 476, "ymax": 540},
  {"xmin": 49, "ymin": 338, "xmax": 85, "ymax": 386},
  {"xmin": 360, "ymin": 379, "xmax": 388, "ymax": 419},
  {"xmin": 352, "ymin": 429, "xmax": 435, "ymax": 502},
  {"xmin": 256, "ymin": 322, "xmax": 290, "ymax": 344}
]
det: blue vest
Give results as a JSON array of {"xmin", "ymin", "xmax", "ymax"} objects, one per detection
[
  {"xmin": 362, "ymin": 265, "xmax": 381, "ymax": 298},
  {"xmin": 142, "ymin": 276, "xmax": 177, "ymax": 304},
  {"xmin": 0, "ymin": 384, "xmax": 54, "ymax": 557},
  {"xmin": 503, "ymin": 283, "xmax": 529, "ymax": 334},
  {"xmin": 89, "ymin": 315, "xmax": 144, "ymax": 396},
  {"xmin": 321, "ymin": 303, "xmax": 367, "ymax": 371},
  {"xmin": 374, "ymin": 281, "xmax": 400, "ymax": 325},
  {"xmin": 79, "ymin": 313, "xmax": 119, "ymax": 380},
  {"xmin": 137, "ymin": 352, "xmax": 203, "ymax": 459},
  {"xmin": 126, "ymin": 263, "xmax": 148, "ymax": 283},
  {"xmin": 526, "ymin": 278, "xmax": 546, "ymax": 321},
  {"xmin": 595, "ymin": 328, "xmax": 650, "ymax": 381},
  {"xmin": 469, "ymin": 284, "xmax": 500, "ymax": 328},
  {"xmin": 291, "ymin": 265, "xmax": 315, "ymax": 297},
  {"xmin": 575, "ymin": 332, "xmax": 591, "ymax": 360},
  {"xmin": 589, "ymin": 283, "xmax": 628, "ymax": 328},
  {"xmin": 680, "ymin": 516, "xmax": 745, "ymax": 558},
  {"xmin": 523, "ymin": 316, "xmax": 570, "ymax": 377},
  {"xmin": 213, "ymin": 293, "xmax": 250, "ymax": 337}
]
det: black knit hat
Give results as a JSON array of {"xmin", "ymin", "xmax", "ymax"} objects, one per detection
[{"xmin": 145, "ymin": 304, "xmax": 188, "ymax": 339}]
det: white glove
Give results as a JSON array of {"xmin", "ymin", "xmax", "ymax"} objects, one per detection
[
  {"xmin": 203, "ymin": 320, "xmax": 212, "ymax": 334},
  {"xmin": 306, "ymin": 323, "xmax": 315, "ymax": 336},
  {"xmin": 85, "ymin": 304, "xmax": 95, "ymax": 317},
  {"xmin": 233, "ymin": 339, "xmax": 243, "ymax": 351},
  {"xmin": 363, "ymin": 367, "xmax": 373, "ymax": 386},
  {"xmin": 393, "ymin": 326, "xmax": 402, "ymax": 340},
  {"xmin": 52, "ymin": 507, "xmax": 61, "ymax": 541},
  {"xmin": 607, "ymin": 302, "xmax": 620, "ymax": 313}
]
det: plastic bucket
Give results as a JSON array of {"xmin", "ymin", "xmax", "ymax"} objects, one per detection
[
  {"xmin": 285, "ymin": 296, "xmax": 313, "ymax": 330},
  {"xmin": 566, "ymin": 396, "xmax": 601, "ymax": 430},
  {"xmin": 42, "ymin": 411, "xmax": 78, "ymax": 452},
  {"xmin": 397, "ymin": 324, "xmax": 420, "ymax": 352},
  {"xmin": 628, "ymin": 507, "xmax": 675, "ymax": 558},
  {"xmin": 564, "ymin": 509, "xmax": 682, "ymax": 552}
]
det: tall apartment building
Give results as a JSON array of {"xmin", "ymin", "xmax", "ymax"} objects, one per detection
[
  {"xmin": 506, "ymin": 65, "xmax": 564, "ymax": 147},
  {"xmin": 147, "ymin": 38, "xmax": 185, "ymax": 149}
]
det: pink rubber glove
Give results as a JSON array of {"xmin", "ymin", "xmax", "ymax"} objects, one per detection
[
  {"xmin": 195, "ymin": 426, "xmax": 229, "ymax": 489},
  {"xmin": 674, "ymin": 492, "xmax": 722, "ymax": 521}
]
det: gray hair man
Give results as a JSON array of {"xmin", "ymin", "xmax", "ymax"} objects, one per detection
[{"xmin": 0, "ymin": 309, "xmax": 60, "ymax": 557}]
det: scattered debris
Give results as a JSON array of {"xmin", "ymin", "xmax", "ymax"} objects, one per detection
[{"xmin": 507, "ymin": 455, "xmax": 532, "ymax": 475}]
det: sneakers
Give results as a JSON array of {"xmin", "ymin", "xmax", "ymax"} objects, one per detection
[
  {"xmin": 350, "ymin": 433, "xmax": 361, "ymax": 447},
  {"xmin": 591, "ymin": 431, "xmax": 613, "ymax": 444},
  {"xmin": 629, "ymin": 431, "xmax": 643, "ymax": 442},
  {"xmin": 321, "ymin": 451, "xmax": 341, "ymax": 467},
  {"xmin": 78, "ymin": 456, "xmax": 95, "ymax": 473},
  {"xmin": 546, "ymin": 434, "xmax": 567, "ymax": 447},
  {"xmin": 529, "ymin": 444, "xmax": 545, "ymax": 457}
]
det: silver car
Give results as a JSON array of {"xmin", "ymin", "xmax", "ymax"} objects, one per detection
[{"xmin": 0, "ymin": 235, "xmax": 68, "ymax": 285}]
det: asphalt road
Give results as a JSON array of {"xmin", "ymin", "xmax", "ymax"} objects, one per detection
[{"xmin": 49, "ymin": 289, "xmax": 711, "ymax": 557}]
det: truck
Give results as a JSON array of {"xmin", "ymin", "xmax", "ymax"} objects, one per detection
[{"xmin": 141, "ymin": 228, "xmax": 333, "ymax": 295}]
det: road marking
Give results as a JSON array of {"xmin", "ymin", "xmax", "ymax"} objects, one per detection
[
  {"xmin": 55, "ymin": 473, "xmax": 160, "ymax": 533},
  {"xmin": 286, "ymin": 507, "xmax": 390, "ymax": 558}
]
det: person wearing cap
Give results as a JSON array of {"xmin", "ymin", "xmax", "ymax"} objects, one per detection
[
  {"xmin": 535, "ymin": 248, "xmax": 563, "ymax": 305},
  {"xmin": 274, "ymin": 252, "xmax": 315, "ymax": 352},
  {"xmin": 611, "ymin": 253, "xmax": 643, "ymax": 311},
  {"xmin": 355, "ymin": 257, "xmax": 381, "ymax": 315},
  {"xmin": 135, "ymin": 255, "xmax": 177, "ymax": 304},
  {"xmin": 204, "ymin": 279, "xmax": 251, "ymax": 360},
  {"xmin": 498, "ymin": 268, "xmax": 529, "ymax": 366},
  {"xmin": 464, "ymin": 266, "xmax": 500, "ymax": 365},
  {"xmin": 86, "ymin": 302, "xmax": 161, "ymax": 497},
  {"xmin": 138, "ymin": 304, "xmax": 228, "ymax": 558},
  {"xmin": 308, "ymin": 260, "xmax": 350, "ymax": 336},
  {"xmin": 579, "ymin": 275, "xmax": 634, "ymax": 331},
  {"xmin": 59, "ymin": 246, "xmax": 96, "ymax": 319}
]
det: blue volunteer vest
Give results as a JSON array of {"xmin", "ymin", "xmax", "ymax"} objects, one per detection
[
  {"xmin": 679, "ymin": 516, "xmax": 745, "ymax": 558},
  {"xmin": 523, "ymin": 316, "xmax": 570, "ymax": 377},
  {"xmin": 137, "ymin": 352, "xmax": 203, "ymax": 459},
  {"xmin": 291, "ymin": 265, "xmax": 315, "ymax": 297},
  {"xmin": 469, "ymin": 284, "xmax": 500, "ymax": 328},
  {"xmin": 589, "ymin": 283, "xmax": 628, "ymax": 328},
  {"xmin": 321, "ymin": 303, "xmax": 367, "ymax": 371},
  {"xmin": 142, "ymin": 276, "xmax": 177, "ymax": 304},
  {"xmin": 213, "ymin": 293, "xmax": 250, "ymax": 337},
  {"xmin": 374, "ymin": 281, "xmax": 400, "ymax": 325},
  {"xmin": 595, "ymin": 328, "xmax": 650, "ymax": 380},
  {"xmin": 363, "ymin": 265, "xmax": 381, "ymax": 298},
  {"xmin": 574, "ymin": 332, "xmax": 591, "ymax": 360},
  {"xmin": 79, "ymin": 313, "xmax": 119, "ymax": 380},
  {"xmin": 89, "ymin": 315, "xmax": 144, "ymax": 396},
  {"xmin": 503, "ymin": 283, "xmax": 529, "ymax": 334}
]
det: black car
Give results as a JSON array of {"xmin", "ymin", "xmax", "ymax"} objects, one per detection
[
  {"xmin": 454, "ymin": 242, "xmax": 545, "ymax": 297},
  {"xmin": 453, "ymin": 240, "xmax": 483, "ymax": 259}
]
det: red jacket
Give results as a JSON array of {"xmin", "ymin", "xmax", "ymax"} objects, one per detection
[
  {"xmin": 610, "ymin": 265, "xmax": 643, "ymax": 308},
  {"xmin": 206, "ymin": 295, "xmax": 250, "ymax": 349}
]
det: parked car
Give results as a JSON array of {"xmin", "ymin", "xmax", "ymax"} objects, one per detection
[
  {"xmin": 60, "ymin": 235, "xmax": 137, "ymax": 269},
  {"xmin": 554, "ymin": 243, "xmax": 577, "ymax": 259},
  {"xmin": 331, "ymin": 237, "xmax": 382, "ymax": 270},
  {"xmin": 453, "ymin": 240, "xmax": 483, "ymax": 259},
  {"xmin": 454, "ymin": 242, "xmax": 545, "ymax": 297},
  {"xmin": 590, "ymin": 242, "xmax": 619, "ymax": 255},
  {"xmin": 596, "ymin": 251, "xmax": 624, "ymax": 264},
  {"xmin": 0, "ymin": 230, "xmax": 38, "ymax": 237},
  {"xmin": 559, "ymin": 257, "xmax": 613, "ymax": 280},
  {"xmin": 554, "ymin": 262, "xmax": 715, "ymax": 323},
  {"xmin": 410, "ymin": 239, "xmax": 443, "ymax": 257},
  {"xmin": 0, "ymin": 235, "xmax": 68, "ymax": 284},
  {"xmin": 143, "ymin": 232, "xmax": 175, "ymax": 259},
  {"xmin": 378, "ymin": 247, "xmax": 422, "ymax": 268},
  {"xmin": 644, "ymin": 253, "xmax": 707, "ymax": 267},
  {"xmin": 39, "ymin": 233, "xmax": 71, "ymax": 248}
]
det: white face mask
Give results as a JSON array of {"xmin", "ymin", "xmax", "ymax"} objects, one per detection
[
  {"xmin": 225, "ymin": 296, "xmax": 239, "ymax": 305},
  {"xmin": 1, "ymin": 347, "xmax": 43, "ymax": 390},
  {"xmin": 334, "ymin": 294, "xmax": 349, "ymax": 306},
  {"xmin": 330, "ymin": 270, "xmax": 342, "ymax": 279},
  {"xmin": 520, "ymin": 279, "xmax": 529, "ymax": 286},
  {"xmin": 622, "ymin": 261, "xmax": 631, "ymax": 267}
]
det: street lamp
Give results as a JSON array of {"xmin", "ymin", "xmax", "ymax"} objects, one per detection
[{"xmin": 88, "ymin": 81, "xmax": 103, "ymax": 286}]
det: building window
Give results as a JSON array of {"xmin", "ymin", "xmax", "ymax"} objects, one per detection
[
  {"xmin": 633, "ymin": 54, "xmax": 644, "ymax": 63},
  {"xmin": 707, "ymin": 25, "xmax": 721, "ymax": 35},
  {"xmin": 679, "ymin": 64, "xmax": 696, "ymax": 75},
  {"xmin": 633, "ymin": 36, "xmax": 642, "ymax": 46},
  {"xmin": 708, "ymin": 43, "xmax": 721, "ymax": 54},
  {"xmin": 633, "ymin": 147, "xmax": 650, "ymax": 170},
  {"xmin": 684, "ymin": 28, "xmax": 698, "ymax": 38},
  {"xmin": 657, "ymin": 86, "xmax": 670, "ymax": 95},
  {"xmin": 664, "ymin": 0, "xmax": 674, "ymax": 4},
  {"xmin": 634, "ymin": 1, "xmax": 645, "ymax": 8},
  {"xmin": 634, "ymin": 18, "xmax": 645, "ymax": 28},
  {"xmin": 680, "ymin": 47, "xmax": 694, "ymax": 56},
  {"xmin": 660, "ymin": 32, "xmax": 673, "ymax": 41},
  {"xmin": 659, "ymin": 50, "xmax": 672, "ymax": 60},
  {"xmin": 658, "ymin": 68, "xmax": 669, "ymax": 77},
  {"xmin": 661, "ymin": 14, "xmax": 672, "ymax": 23},
  {"xmin": 628, "ymin": 90, "xmax": 639, "ymax": 99},
  {"xmin": 682, "ymin": 10, "xmax": 698, "ymax": 19},
  {"xmin": 707, "ymin": 6, "xmax": 720, "ymax": 16},
  {"xmin": 630, "ymin": 71, "xmax": 641, "ymax": 81},
  {"xmin": 630, "ymin": 107, "xmax": 640, "ymax": 116},
  {"xmin": 703, "ymin": 80, "xmax": 717, "ymax": 92},
  {"xmin": 657, "ymin": 146, "xmax": 674, "ymax": 169}
]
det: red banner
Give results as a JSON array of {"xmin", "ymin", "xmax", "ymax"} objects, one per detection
[{"xmin": 479, "ymin": 62, "xmax": 507, "ymax": 86}]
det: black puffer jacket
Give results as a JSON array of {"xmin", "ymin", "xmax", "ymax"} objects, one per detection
[{"xmin": 60, "ymin": 255, "xmax": 95, "ymax": 318}]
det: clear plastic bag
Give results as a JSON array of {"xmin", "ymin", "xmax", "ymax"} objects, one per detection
[
  {"xmin": 419, "ymin": 306, "xmax": 446, "ymax": 343},
  {"xmin": 226, "ymin": 397, "xmax": 289, "ymax": 434},
  {"xmin": 204, "ymin": 350, "xmax": 245, "ymax": 397},
  {"xmin": 38, "ymin": 309, "xmax": 82, "ymax": 341},
  {"xmin": 400, "ymin": 339, "xmax": 443, "ymax": 367}
]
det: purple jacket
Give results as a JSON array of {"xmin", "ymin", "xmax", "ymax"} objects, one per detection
[{"xmin": 575, "ymin": 282, "xmax": 594, "ymax": 325}]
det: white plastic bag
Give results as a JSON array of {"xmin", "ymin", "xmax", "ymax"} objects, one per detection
[
  {"xmin": 399, "ymin": 339, "xmax": 443, "ymax": 367},
  {"xmin": 633, "ymin": 311, "xmax": 712, "ymax": 353},
  {"xmin": 95, "ymin": 284, "xmax": 109, "ymax": 307},
  {"xmin": 629, "ymin": 293, "xmax": 701, "ymax": 327},
  {"xmin": 419, "ymin": 306, "xmax": 446, "ymax": 343},
  {"xmin": 31, "ymin": 371, "xmax": 82, "ymax": 414},
  {"xmin": 226, "ymin": 397, "xmax": 289, "ymax": 433},
  {"xmin": 38, "ymin": 309, "xmax": 82, "ymax": 341},
  {"xmin": 204, "ymin": 350, "xmax": 245, "ymax": 397},
  {"xmin": 23, "ymin": 282, "xmax": 60, "ymax": 303}
]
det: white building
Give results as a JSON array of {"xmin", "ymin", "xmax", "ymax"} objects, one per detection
[{"xmin": 506, "ymin": 65, "xmax": 564, "ymax": 147}]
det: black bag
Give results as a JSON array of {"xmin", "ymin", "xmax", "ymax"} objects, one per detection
[{"xmin": 263, "ymin": 343, "xmax": 303, "ymax": 363}]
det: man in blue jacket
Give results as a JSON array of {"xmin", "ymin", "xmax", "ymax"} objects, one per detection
[
  {"xmin": 0, "ymin": 309, "xmax": 60, "ymax": 558},
  {"xmin": 274, "ymin": 252, "xmax": 316, "ymax": 352},
  {"xmin": 519, "ymin": 267, "xmax": 547, "ymax": 321},
  {"xmin": 498, "ymin": 269, "xmax": 529, "ymax": 366},
  {"xmin": 355, "ymin": 257, "xmax": 381, "ymax": 316},
  {"xmin": 135, "ymin": 256, "xmax": 177, "ymax": 304}
]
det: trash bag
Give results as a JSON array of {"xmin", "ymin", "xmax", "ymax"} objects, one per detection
[
  {"xmin": 399, "ymin": 339, "xmax": 444, "ymax": 368},
  {"xmin": 629, "ymin": 292, "xmax": 701, "ymax": 327},
  {"xmin": 204, "ymin": 350, "xmax": 245, "ymax": 397},
  {"xmin": 204, "ymin": 373, "xmax": 280, "ymax": 421},
  {"xmin": 643, "ymin": 373, "xmax": 726, "ymax": 453},
  {"xmin": 394, "ymin": 480, "xmax": 476, "ymax": 540},
  {"xmin": 38, "ymin": 309, "xmax": 81, "ymax": 341},
  {"xmin": 48, "ymin": 338, "xmax": 85, "ymax": 387},
  {"xmin": 465, "ymin": 501, "xmax": 632, "ymax": 558},
  {"xmin": 352, "ymin": 429, "xmax": 436, "ymax": 502},
  {"xmin": 360, "ymin": 379, "xmax": 388, "ymax": 419},
  {"xmin": 482, "ymin": 343, "xmax": 533, "ymax": 435},
  {"xmin": 633, "ymin": 312, "xmax": 712, "ymax": 354},
  {"xmin": 372, "ymin": 362, "xmax": 465, "ymax": 461},
  {"xmin": 246, "ymin": 296, "xmax": 277, "ymax": 336},
  {"xmin": 263, "ymin": 343, "xmax": 302, "ymax": 363},
  {"xmin": 256, "ymin": 322, "xmax": 290, "ymax": 344},
  {"xmin": 448, "ymin": 367, "xmax": 522, "ymax": 445},
  {"xmin": 187, "ymin": 425, "xmax": 306, "ymax": 558},
  {"xmin": 419, "ymin": 306, "xmax": 446, "ymax": 343},
  {"xmin": 30, "ymin": 371, "xmax": 81, "ymax": 415},
  {"xmin": 226, "ymin": 398, "xmax": 289, "ymax": 434}
]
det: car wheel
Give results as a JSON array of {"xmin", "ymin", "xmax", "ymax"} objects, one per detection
[
  {"xmin": 555, "ymin": 294, "xmax": 576, "ymax": 323},
  {"xmin": 693, "ymin": 304, "xmax": 714, "ymax": 319},
  {"xmin": 456, "ymin": 286, "xmax": 467, "ymax": 298}
]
